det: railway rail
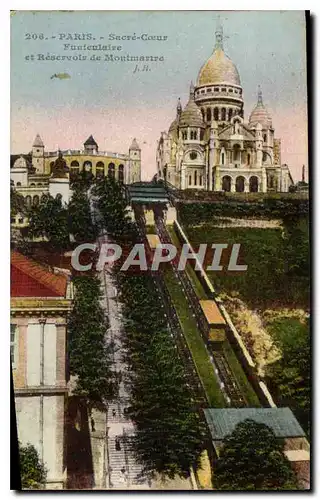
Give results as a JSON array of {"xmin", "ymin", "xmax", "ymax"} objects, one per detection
[{"xmin": 154, "ymin": 215, "xmax": 247, "ymax": 408}]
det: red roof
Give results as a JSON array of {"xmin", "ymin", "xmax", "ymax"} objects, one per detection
[{"xmin": 11, "ymin": 251, "xmax": 67, "ymax": 298}]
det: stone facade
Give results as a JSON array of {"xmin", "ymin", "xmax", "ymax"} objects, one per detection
[{"xmin": 156, "ymin": 25, "xmax": 294, "ymax": 193}]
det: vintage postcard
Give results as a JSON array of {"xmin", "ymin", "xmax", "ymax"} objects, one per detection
[{"xmin": 10, "ymin": 10, "xmax": 310, "ymax": 491}]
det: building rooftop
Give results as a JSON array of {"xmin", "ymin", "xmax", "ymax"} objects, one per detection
[
  {"xmin": 33, "ymin": 134, "xmax": 44, "ymax": 148},
  {"xmin": 204, "ymin": 408, "xmax": 306, "ymax": 441},
  {"xmin": 84, "ymin": 135, "xmax": 98, "ymax": 147},
  {"xmin": 130, "ymin": 138, "xmax": 140, "ymax": 150},
  {"xmin": 127, "ymin": 182, "xmax": 169, "ymax": 204},
  {"xmin": 200, "ymin": 300, "xmax": 226, "ymax": 325},
  {"xmin": 11, "ymin": 250, "xmax": 67, "ymax": 298},
  {"xmin": 147, "ymin": 234, "xmax": 161, "ymax": 249}
]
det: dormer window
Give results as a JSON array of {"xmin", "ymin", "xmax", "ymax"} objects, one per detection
[{"xmin": 222, "ymin": 88, "xmax": 226, "ymax": 92}]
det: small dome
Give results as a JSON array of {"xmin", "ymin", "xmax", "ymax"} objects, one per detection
[
  {"xmin": 13, "ymin": 156, "xmax": 27, "ymax": 170},
  {"xmin": 197, "ymin": 47, "xmax": 241, "ymax": 87},
  {"xmin": 249, "ymin": 88, "xmax": 272, "ymax": 128},
  {"xmin": 169, "ymin": 118, "xmax": 178, "ymax": 134},
  {"xmin": 179, "ymin": 84, "xmax": 205, "ymax": 129}
]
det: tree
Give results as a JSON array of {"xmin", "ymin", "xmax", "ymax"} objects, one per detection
[
  {"xmin": 265, "ymin": 318, "xmax": 310, "ymax": 435},
  {"xmin": 19, "ymin": 442, "xmax": 47, "ymax": 489},
  {"xmin": 68, "ymin": 275, "xmax": 117, "ymax": 407},
  {"xmin": 70, "ymin": 170, "xmax": 95, "ymax": 192},
  {"xmin": 93, "ymin": 177, "xmax": 133, "ymax": 238},
  {"xmin": 68, "ymin": 188, "xmax": 98, "ymax": 243},
  {"xmin": 213, "ymin": 419, "xmax": 298, "ymax": 490},
  {"xmin": 28, "ymin": 194, "xmax": 70, "ymax": 251},
  {"xmin": 11, "ymin": 187, "xmax": 26, "ymax": 218},
  {"xmin": 116, "ymin": 271, "xmax": 206, "ymax": 478}
]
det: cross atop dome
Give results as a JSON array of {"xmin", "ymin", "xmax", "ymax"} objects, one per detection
[
  {"xmin": 215, "ymin": 22, "xmax": 224, "ymax": 50},
  {"xmin": 177, "ymin": 97, "xmax": 182, "ymax": 113},
  {"xmin": 257, "ymin": 85, "xmax": 263, "ymax": 105},
  {"xmin": 189, "ymin": 81, "xmax": 195, "ymax": 97}
]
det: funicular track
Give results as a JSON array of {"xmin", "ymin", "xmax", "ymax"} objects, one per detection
[
  {"xmin": 134, "ymin": 213, "xmax": 208, "ymax": 408},
  {"xmin": 154, "ymin": 215, "xmax": 247, "ymax": 408}
]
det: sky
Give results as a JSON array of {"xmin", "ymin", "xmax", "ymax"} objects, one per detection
[{"xmin": 11, "ymin": 10, "xmax": 308, "ymax": 181}]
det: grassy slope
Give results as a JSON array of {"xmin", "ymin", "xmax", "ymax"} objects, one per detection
[
  {"xmin": 167, "ymin": 225, "xmax": 260, "ymax": 407},
  {"xmin": 185, "ymin": 224, "xmax": 308, "ymax": 309}
]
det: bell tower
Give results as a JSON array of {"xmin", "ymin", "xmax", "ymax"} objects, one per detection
[
  {"xmin": 128, "ymin": 138, "xmax": 141, "ymax": 184},
  {"xmin": 32, "ymin": 134, "xmax": 45, "ymax": 174}
]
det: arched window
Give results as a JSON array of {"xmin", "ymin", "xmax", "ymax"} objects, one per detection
[
  {"xmin": 182, "ymin": 131, "xmax": 187, "ymax": 140},
  {"xmin": 30, "ymin": 183, "xmax": 36, "ymax": 187},
  {"xmin": 199, "ymin": 175, "xmax": 203, "ymax": 186},
  {"xmin": 33, "ymin": 195, "xmax": 40, "ymax": 207},
  {"xmin": 16, "ymin": 182, "xmax": 21, "ymax": 187},
  {"xmin": 247, "ymin": 154, "xmax": 251, "ymax": 165},
  {"xmin": 221, "ymin": 152, "xmax": 225, "ymax": 165},
  {"xmin": 222, "ymin": 176, "xmax": 232, "ymax": 192},
  {"xmin": 228, "ymin": 108, "xmax": 233, "ymax": 121},
  {"xmin": 221, "ymin": 108, "xmax": 226, "ymax": 121},
  {"xmin": 108, "ymin": 163, "xmax": 115, "ymax": 179},
  {"xmin": 70, "ymin": 160, "xmax": 80, "ymax": 180},
  {"xmin": 83, "ymin": 161, "xmax": 92, "ymax": 172},
  {"xmin": 25, "ymin": 195, "xmax": 32, "ymax": 208},
  {"xmin": 214, "ymin": 108, "xmax": 219, "ymax": 121},
  {"xmin": 233, "ymin": 144, "xmax": 241, "ymax": 163},
  {"xmin": 249, "ymin": 176, "xmax": 259, "ymax": 192},
  {"xmin": 194, "ymin": 171, "xmax": 198, "ymax": 186},
  {"xmin": 96, "ymin": 161, "xmax": 105, "ymax": 179},
  {"xmin": 206, "ymin": 108, "xmax": 211, "ymax": 122},
  {"xmin": 190, "ymin": 151, "xmax": 197, "ymax": 160},
  {"xmin": 200, "ymin": 130, "xmax": 204, "ymax": 140},
  {"xmin": 189, "ymin": 175, "xmax": 192, "ymax": 186},
  {"xmin": 263, "ymin": 134, "xmax": 267, "ymax": 142},
  {"xmin": 118, "ymin": 164, "xmax": 124, "ymax": 183},
  {"xmin": 201, "ymin": 108, "xmax": 205, "ymax": 121},
  {"xmin": 236, "ymin": 176, "xmax": 245, "ymax": 193}
]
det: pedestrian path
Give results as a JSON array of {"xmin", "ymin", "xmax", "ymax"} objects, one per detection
[{"xmin": 97, "ymin": 234, "xmax": 150, "ymax": 489}]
